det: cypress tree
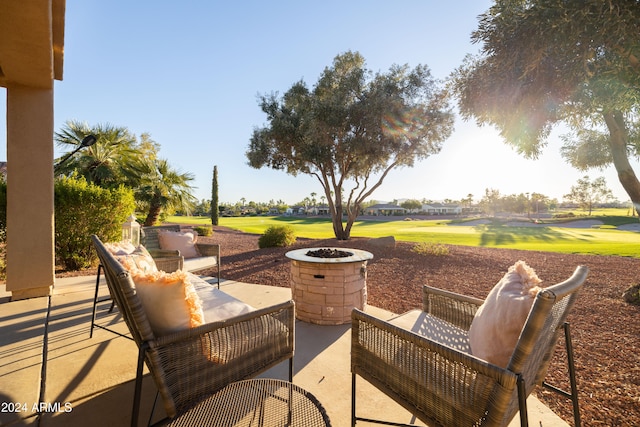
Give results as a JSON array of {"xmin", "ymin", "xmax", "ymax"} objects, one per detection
[{"xmin": 211, "ymin": 165, "xmax": 219, "ymax": 226}]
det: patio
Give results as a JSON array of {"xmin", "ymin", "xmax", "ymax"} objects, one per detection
[{"xmin": 0, "ymin": 274, "xmax": 569, "ymax": 426}]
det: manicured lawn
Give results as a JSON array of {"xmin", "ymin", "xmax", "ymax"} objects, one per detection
[{"xmin": 166, "ymin": 215, "xmax": 640, "ymax": 258}]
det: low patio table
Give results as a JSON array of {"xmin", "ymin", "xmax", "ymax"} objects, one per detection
[{"xmin": 165, "ymin": 378, "xmax": 332, "ymax": 426}]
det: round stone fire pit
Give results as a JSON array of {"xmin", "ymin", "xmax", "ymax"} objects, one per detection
[{"xmin": 285, "ymin": 247, "xmax": 373, "ymax": 325}]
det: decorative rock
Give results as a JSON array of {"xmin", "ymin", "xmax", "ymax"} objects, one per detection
[
  {"xmin": 369, "ymin": 236, "xmax": 396, "ymax": 248},
  {"xmin": 622, "ymin": 283, "xmax": 640, "ymax": 305}
]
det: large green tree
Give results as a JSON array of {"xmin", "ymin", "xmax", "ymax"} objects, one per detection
[
  {"xmin": 564, "ymin": 175, "xmax": 614, "ymax": 215},
  {"xmin": 247, "ymin": 51, "xmax": 454, "ymax": 239},
  {"xmin": 451, "ymin": 0, "xmax": 640, "ymax": 212}
]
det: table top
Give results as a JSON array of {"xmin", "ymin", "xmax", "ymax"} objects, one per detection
[
  {"xmin": 166, "ymin": 378, "xmax": 331, "ymax": 427},
  {"xmin": 285, "ymin": 247, "xmax": 373, "ymax": 263}
]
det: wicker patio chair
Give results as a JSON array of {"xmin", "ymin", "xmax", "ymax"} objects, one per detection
[
  {"xmin": 91, "ymin": 235, "xmax": 295, "ymax": 427},
  {"xmin": 351, "ymin": 265, "xmax": 588, "ymax": 427},
  {"xmin": 90, "ymin": 242, "xmax": 183, "ymax": 339},
  {"xmin": 142, "ymin": 224, "xmax": 220, "ymax": 287}
]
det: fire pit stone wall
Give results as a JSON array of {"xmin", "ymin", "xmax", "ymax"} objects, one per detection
[{"xmin": 285, "ymin": 248, "xmax": 373, "ymax": 325}]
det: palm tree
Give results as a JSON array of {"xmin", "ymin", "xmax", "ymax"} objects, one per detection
[
  {"xmin": 134, "ymin": 158, "xmax": 196, "ymax": 226},
  {"xmin": 54, "ymin": 120, "xmax": 140, "ymax": 187},
  {"xmin": 56, "ymin": 121, "xmax": 197, "ymax": 225}
]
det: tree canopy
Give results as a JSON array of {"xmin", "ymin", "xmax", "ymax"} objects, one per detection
[
  {"xmin": 564, "ymin": 175, "xmax": 614, "ymax": 215},
  {"xmin": 247, "ymin": 51, "xmax": 454, "ymax": 239},
  {"xmin": 451, "ymin": 0, "xmax": 640, "ymax": 211},
  {"xmin": 55, "ymin": 120, "xmax": 196, "ymax": 225},
  {"xmin": 54, "ymin": 120, "xmax": 139, "ymax": 188}
]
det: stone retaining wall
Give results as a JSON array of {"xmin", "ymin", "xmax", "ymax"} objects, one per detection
[{"xmin": 290, "ymin": 259, "xmax": 367, "ymax": 325}]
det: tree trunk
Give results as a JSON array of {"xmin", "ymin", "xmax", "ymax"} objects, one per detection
[
  {"xmin": 603, "ymin": 111, "xmax": 640, "ymax": 214},
  {"xmin": 332, "ymin": 203, "xmax": 349, "ymax": 240},
  {"xmin": 144, "ymin": 202, "xmax": 162, "ymax": 226},
  {"xmin": 343, "ymin": 208, "xmax": 359, "ymax": 238}
]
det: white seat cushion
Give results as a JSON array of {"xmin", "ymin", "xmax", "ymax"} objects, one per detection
[
  {"xmin": 189, "ymin": 274, "xmax": 255, "ymax": 322},
  {"xmin": 389, "ymin": 310, "xmax": 471, "ymax": 353},
  {"xmin": 183, "ymin": 256, "xmax": 218, "ymax": 273}
]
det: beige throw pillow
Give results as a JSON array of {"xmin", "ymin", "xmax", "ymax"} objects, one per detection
[
  {"xmin": 468, "ymin": 261, "xmax": 543, "ymax": 368},
  {"xmin": 157, "ymin": 230, "xmax": 200, "ymax": 258},
  {"xmin": 106, "ymin": 242, "xmax": 158, "ymax": 273},
  {"xmin": 130, "ymin": 269, "xmax": 205, "ymax": 336},
  {"xmin": 104, "ymin": 241, "xmax": 136, "ymax": 255}
]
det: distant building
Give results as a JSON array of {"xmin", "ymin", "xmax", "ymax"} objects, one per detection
[
  {"xmin": 307, "ymin": 205, "xmax": 330, "ymax": 215},
  {"xmin": 363, "ymin": 203, "xmax": 406, "ymax": 216},
  {"xmin": 422, "ymin": 202, "xmax": 462, "ymax": 215},
  {"xmin": 285, "ymin": 206, "xmax": 306, "ymax": 215}
]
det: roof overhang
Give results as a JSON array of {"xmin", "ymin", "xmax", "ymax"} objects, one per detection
[{"xmin": 0, "ymin": 0, "xmax": 66, "ymax": 89}]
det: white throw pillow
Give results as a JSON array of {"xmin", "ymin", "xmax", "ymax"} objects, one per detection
[
  {"xmin": 130, "ymin": 269, "xmax": 205, "ymax": 336},
  {"xmin": 468, "ymin": 261, "xmax": 543, "ymax": 368},
  {"xmin": 158, "ymin": 230, "xmax": 200, "ymax": 258}
]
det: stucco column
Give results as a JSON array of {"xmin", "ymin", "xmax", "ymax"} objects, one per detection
[{"xmin": 6, "ymin": 85, "xmax": 55, "ymax": 300}]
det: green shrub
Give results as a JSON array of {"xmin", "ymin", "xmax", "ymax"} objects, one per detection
[
  {"xmin": 411, "ymin": 241, "xmax": 450, "ymax": 256},
  {"xmin": 258, "ymin": 225, "xmax": 297, "ymax": 248},
  {"xmin": 55, "ymin": 175, "xmax": 135, "ymax": 270},
  {"xmin": 553, "ymin": 212, "xmax": 576, "ymax": 218},
  {"xmin": 623, "ymin": 284, "xmax": 640, "ymax": 305},
  {"xmin": 194, "ymin": 225, "xmax": 213, "ymax": 237}
]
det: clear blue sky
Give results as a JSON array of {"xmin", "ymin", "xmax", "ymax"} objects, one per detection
[{"xmin": 0, "ymin": 1, "xmax": 635, "ymax": 205}]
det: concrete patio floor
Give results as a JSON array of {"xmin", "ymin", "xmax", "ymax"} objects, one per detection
[{"xmin": 0, "ymin": 274, "xmax": 569, "ymax": 426}]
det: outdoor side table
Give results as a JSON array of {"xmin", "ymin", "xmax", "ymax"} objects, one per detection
[{"xmin": 165, "ymin": 378, "xmax": 332, "ymax": 427}]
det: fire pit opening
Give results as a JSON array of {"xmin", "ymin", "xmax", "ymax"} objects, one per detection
[{"xmin": 305, "ymin": 248, "xmax": 354, "ymax": 258}]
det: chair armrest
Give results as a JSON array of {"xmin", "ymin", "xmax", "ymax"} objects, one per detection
[
  {"xmin": 351, "ymin": 309, "xmax": 517, "ymax": 426},
  {"xmin": 146, "ymin": 249, "xmax": 184, "ymax": 272},
  {"xmin": 195, "ymin": 242, "xmax": 220, "ymax": 258},
  {"xmin": 148, "ymin": 249, "xmax": 181, "ymax": 257},
  {"xmin": 147, "ymin": 300, "xmax": 295, "ymax": 417},
  {"xmin": 152, "ymin": 256, "xmax": 184, "ymax": 273},
  {"xmin": 422, "ymin": 285, "xmax": 483, "ymax": 331}
]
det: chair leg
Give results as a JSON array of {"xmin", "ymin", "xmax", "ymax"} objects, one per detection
[
  {"xmin": 90, "ymin": 264, "xmax": 103, "ymax": 338},
  {"xmin": 91, "ymin": 265, "xmax": 131, "ymax": 339},
  {"xmin": 132, "ymin": 345, "xmax": 147, "ymax": 427},
  {"xmin": 564, "ymin": 322, "xmax": 582, "ymax": 427},
  {"xmin": 351, "ymin": 374, "xmax": 416, "ymax": 427},
  {"xmin": 352, "ymin": 374, "xmax": 357, "ymax": 427},
  {"xmin": 517, "ymin": 374, "xmax": 529, "ymax": 427},
  {"xmin": 288, "ymin": 356, "xmax": 294, "ymax": 383},
  {"xmin": 217, "ymin": 261, "xmax": 221, "ymax": 289},
  {"xmin": 148, "ymin": 392, "xmax": 160, "ymax": 427},
  {"xmin": 542, "ymin": 322, "xmax": 581, "ymax": 427}
]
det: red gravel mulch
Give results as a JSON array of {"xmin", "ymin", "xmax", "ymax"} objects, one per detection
[{"xmin": 195, "ymin": 226, "xmax": 640, "ymax": 426}]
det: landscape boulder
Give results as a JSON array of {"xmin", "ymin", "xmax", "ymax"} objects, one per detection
[{"xmin": 369, "ymin": 236, "xmax": 396, "ymax": 249}]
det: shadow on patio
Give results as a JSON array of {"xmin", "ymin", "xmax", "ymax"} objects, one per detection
[{"xmin": 0, "ymin": 275, "xmax": 568, "ymax": 426}]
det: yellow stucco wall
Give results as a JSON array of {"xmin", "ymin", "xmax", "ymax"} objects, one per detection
[
  {"xmin": 1, "ymin": 1, "xmax": 65, "ymax": 299},
  {"xmin": 5, "ymin": 85, "xmax": 56, "ymax": 299}
]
